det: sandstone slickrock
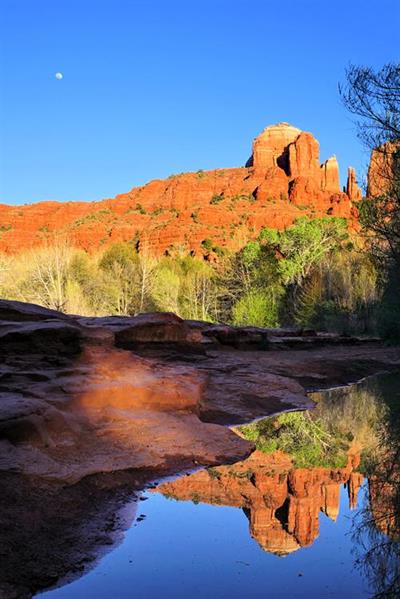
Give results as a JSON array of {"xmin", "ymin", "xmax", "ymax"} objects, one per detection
[
  {"xmin": 0, "ymin": 123, "xmax": 361, "ymax": 256},
  {"xmin": 1, "ymin": 298, "xmax": 399, "ymax": 484}
]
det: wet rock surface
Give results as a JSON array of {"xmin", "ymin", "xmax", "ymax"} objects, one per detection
[{"xmin": 1, "ymin": 299, "xmax": 400, "ymax": 597}]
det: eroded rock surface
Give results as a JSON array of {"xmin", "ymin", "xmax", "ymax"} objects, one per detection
[{"xmin": 1, "ymin": 299, "xmax": 399, "ymax": 484}]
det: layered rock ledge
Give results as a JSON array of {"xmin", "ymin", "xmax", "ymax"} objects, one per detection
[{"xmin": 1, "ymin": 299, "xmax": 400, "ymax": 485}]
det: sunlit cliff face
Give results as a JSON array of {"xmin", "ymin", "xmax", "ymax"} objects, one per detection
[
  {"xmin": 156, "ymin": 449, "xmax": 364, "ymax": 556},
  {"xmin": 0, "ymin": 123, "xmax": 361, "ymax": 256}
]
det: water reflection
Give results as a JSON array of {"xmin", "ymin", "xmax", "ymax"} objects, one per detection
[
  {"xmin": 157, "ymin": 450, "xmax": 364, "ymax": 555},
  {"xmin": 351, "ymin": 373, "xmax": 400, "ymax": 599},
  {"xmin": 7, "ymin": 372, "xmax": 400, "ymax": 598},
  {"xmin": 157, "ymin": 373, "xmax": 400, "ymax": 596}
]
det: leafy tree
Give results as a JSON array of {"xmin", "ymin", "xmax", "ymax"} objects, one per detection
[
  {"xmin": 232, "ymin": 289, "xmax": 280, "ymax": 327},
  {"xmin": 99, "ymin": 242, "xmax": 141, "ymax": 315},
  {"xmin": 260, "ymin": 217, "xmax": 348, "ymax": 286},
  {"xmin": 152, "ymin": 262, "xmax": 181, "ymax": 314},
  {"xmin": 179, "ymin": 257, "xmax": 218, "ymax": 320}
]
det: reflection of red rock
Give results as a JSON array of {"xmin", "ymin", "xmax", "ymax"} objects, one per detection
[
  {"xmin": 347, "ymin": 471, "xmax": 364, "ymax": 510},
  {"xmin": 157, "ymin": 449, "xmax": 363, "ymax": 555},
  {"xmin": 0, "ymin": 123, "xmax": 358, "ymax": 256}
]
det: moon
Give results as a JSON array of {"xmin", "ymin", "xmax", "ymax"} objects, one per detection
[{"xmin": 55, "ymin": 72, "xmax": 63, "ymax": 80}]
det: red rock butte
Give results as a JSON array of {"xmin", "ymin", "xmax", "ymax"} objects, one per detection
[{"xmin": 0, "ymin": 123, "xmax": 362, "ymax": 255}]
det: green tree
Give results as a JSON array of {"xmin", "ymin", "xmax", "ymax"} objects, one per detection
[{"xmin": 232, "ymin": 289, "xmax": 280, "ymax": 327}]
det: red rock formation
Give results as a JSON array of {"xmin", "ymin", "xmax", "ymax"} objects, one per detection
[
  {"xmin": 367, "ymin": 142, "xmax": 398, "ymax": 197},
  {"xmin": 248, "ymin": 122, "xmax": 302, "ymax": 171},
  {"xmin": 0, "ymin": 123, "xmax": 359, "ymax": 256},
  {"xmin": 288, "ymin": 131, "xmax": 320, "ymax": 180},
  {"xmin": 320, "ymin": 156, "xmax": 340, "ymax": 193},
  {"xmin": 346, "ymin": 167, "xmax": 363, "ymax": 201},
  {"xmin": 157, "ymin": 450, "xmax": 364, "ymax": 555}
]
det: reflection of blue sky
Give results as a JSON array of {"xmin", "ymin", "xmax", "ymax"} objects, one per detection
[{"xmin": 41, "ymin": 482, "xmax": 371, "ymax": 599}]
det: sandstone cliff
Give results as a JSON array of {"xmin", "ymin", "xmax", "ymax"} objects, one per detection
[
  {"xmin": 367, "ymin": 141, "xmax": 399, "ymax": 197},
  {"xmin": 0, "ymin": 123, "xmax": 361, "ymax": 255}
]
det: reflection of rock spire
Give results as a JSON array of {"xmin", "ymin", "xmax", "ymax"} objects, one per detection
[
  {"xmin": 156, "ymin": 450, "xmax": 361, "ymax": 556},
  {"xmin": 247, "ymin": 505, "xmax": 301, "ymax": 555},
  {"xmin": 347, "ymin": 472, "xmax": 364, "ymax": 510},
  {"xmin": 322, "ymin": 484, "xmax": 341, "ymax": 521}
]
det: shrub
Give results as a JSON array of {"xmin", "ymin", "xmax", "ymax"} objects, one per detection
[
  {"xmin": 201, "ymin": 238, "xmax": 213, "ymax": 251},
  {"xmin": 210, "ymin": 194, "xmax": 224, "ymax": 205}
]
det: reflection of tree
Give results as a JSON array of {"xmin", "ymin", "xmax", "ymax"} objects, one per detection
[
  {"xmin": 239, "ymin": 372, "xmax": 400, "ymax": 596},
  {"xmin": 351, "ymin": 375, "xmax": 400, "ymax": 599},
  {"xmin": 239, "ymin": 379, "xmax": 386, "ymax": 469}
]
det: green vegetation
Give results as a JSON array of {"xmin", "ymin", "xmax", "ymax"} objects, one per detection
[
  {"xmin": 210, "ymin": 193, "xmax": 224, "ymax": 205},
  {"xmin": 201, "ymin": 238, "xmax": 213, "ymax": 251},
  {"xmin": 239, "ymin": 383, "xmax": 386, "ymax": 468},
  {"xmin": 206, "ymin": 467, "xmax": 222, "ymax": 480},
  {"xmin": 0, "ymin": 215, "xmax": 383, "ymax": 333},
  {"xmin": 135, "ymin": 203, "xmax": 146, "ymax": 215},
  {"xmin": 240, "ymin": 412, "xmax": 348, "ymax": 468},
  {"xmin": 152, "ymin": 207, "xmax": 164, "ymax": 216}
]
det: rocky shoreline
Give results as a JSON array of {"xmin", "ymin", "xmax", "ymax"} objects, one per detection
[{"xmin": 1, "ymin": 299, "xmax": 400, "ymax": 597}]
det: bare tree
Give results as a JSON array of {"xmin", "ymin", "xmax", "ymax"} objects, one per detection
[{"xmin": 340, "ymin": 63, "xmax": 400, "ymax": 147}]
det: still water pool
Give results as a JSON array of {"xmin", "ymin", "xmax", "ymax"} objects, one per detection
[{"xmin": 40, "ymin": 373, "xmax": 400, "ymax": 599}]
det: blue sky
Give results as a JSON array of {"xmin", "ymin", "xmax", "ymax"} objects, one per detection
[{"xmin": 1, "ymin": 0, "xmax": 399, "ymax": 205}]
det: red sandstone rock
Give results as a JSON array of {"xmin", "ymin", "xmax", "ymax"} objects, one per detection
[
  {"xmin": 289, "ymin": 176, "xmax": 325, "ymax": 208},
  {"xmin": 288, "ymin": 131, "xmax": 320, "ymax": 180},
  {"xmin": 255, "ymin": 167, "xmax": 289, "ymax": 202},
  {"xmin": 248, "ymin": 122, "xmax": 302, "ymax": 171},
  {"xmin": 367, "ymin": 142, "xmax": 398, "ymax": 197},
  {"xmin": 0, "ymin": 123, "xmax": 360, "ymax": 256},
  {"xmin": 346, "ymin": 167, "xmax": 363, "ymax": 201},
  {"xmin": 113, "ymin": 312, "xmax": 204, "ymax": 347},
  {"xmin": 320, "ymin": 156, "xmax": 340, "ymax": 193}
]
